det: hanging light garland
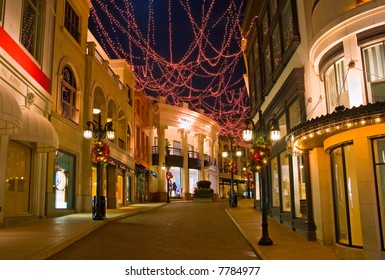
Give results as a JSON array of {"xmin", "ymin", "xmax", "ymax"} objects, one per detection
[{"xmin": 89, "ymin": 0, "xmax": 249, "ymax": 138}]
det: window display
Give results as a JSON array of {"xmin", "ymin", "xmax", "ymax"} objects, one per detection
[{"xmin": 54, "ymin": 151, "xmax": 75, "ymax": 209}]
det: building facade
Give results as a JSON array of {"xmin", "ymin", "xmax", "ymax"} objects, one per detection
[
  {"xmin": 151, "ymin": 99, "xmax": 221, "ymax": 201},
  {"xmin": 0, "ymin": 0, "xmax": 143, "ymax": 227},
  {"xmin": 242, "ymin": 0, "xmax": 385, "ymax": 259},
  {"xmin": 0, "ymin": 0, "xmax": 58, "ymax": 226},
  {"xmin": 50, "ymin": 0, "xmax": 137, "ymax": 214}
]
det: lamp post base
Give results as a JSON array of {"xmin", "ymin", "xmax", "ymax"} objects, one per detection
[
  {"xmin": 93, "ymin": 212, "xmax": 105, "ymax": 220},
  {"xmin": 92, "ymin": 196, "xmax": 106, "ymax": 220},
  {"xmin": 258, "ymin": 236, "xmax": 273, "ymax": 246},
  {"xmin": 229, "ymin": 194, "xmax": 238, "ymax": 207}
]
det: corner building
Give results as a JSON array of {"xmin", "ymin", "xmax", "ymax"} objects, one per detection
[
  {"xmin": 151, "ymin": 98, "xmax": 221, "ymax": 201},
  {"xmin": 242, "ymin": 0, "xmax": 385, "ymax": 259}
]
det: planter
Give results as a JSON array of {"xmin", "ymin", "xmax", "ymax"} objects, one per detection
[
  {"xmin": 193, "ymin": 180, "xmax": 214, "ymax": 202},
  {"xmin": 193, "ymin": 197, "xmax": 214, "ymax": 203},
  {"xmin": 193, "ymin": 193, "xmax": 214, "ymax": 198}
]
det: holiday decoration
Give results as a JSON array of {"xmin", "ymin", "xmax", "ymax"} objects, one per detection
[
  {"xmin": 226, "ymin": 157, "xmax": 237, "ymax": 174},
  {"xmin": 92, "ymin": 141, "xmax": 110, "ymax": 164},
  {"xmin": 89, "ymin": 0, "xmax": 250, "ymax": 138},
  {"xmin": 166, "ymin": 171, "xmax": 173, "ymax": 181},
  {"xmin": 248, "ymin": 136, "xmax": 272, "ymax": 171}
]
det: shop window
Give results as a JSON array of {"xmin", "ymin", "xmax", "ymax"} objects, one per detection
[
  {"xmin": 293, "ymin": 154, "xmax": 306, "ymax": 218},
  {"xmin": 117, "ymin": 174, "xmax": 123, "ymax": 204},
  {"xmin": 280, "ymin": 151, "xmax": 291, "ymax": 212},
  {"xmin": 54, "ymin": 151, "xmax": 75, "ymax": 209},
  {"xmin": 61, "ymin": 66, "xmax": 79, "ymax": 123},
  {"xmin": 372, "ymin": 137, "xmax": 385, "ymax": 250},
  {"xmin": 64, "ymin": 1, "xmax": 80, "ymax": 43},
  {"xmin": 5, "ymin": 142, "xmax": 31, "ymax": 212},
  {"xmin": 271, "ymin": 156, "xmax": 279, "ymax": 207},
  {"xmin": 331, "ymin": 144, "xmax": 363, "ymax": 247},
  {"xmin": 324, "ymin": 57, "xmax": 347, "ymax": 113},
  {"xmin": 362, "ymin": 43, "xmax": 385, "ymax": 103},
  {"xmin": 20, "ymin": 0, "xmax": 45, "ymax": 62}
]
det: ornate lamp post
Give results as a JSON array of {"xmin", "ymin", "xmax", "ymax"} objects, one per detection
[
  {"xmin": 222, "ymin": 137, "xmax": 242, "ymax": 207},
  {"xmin": 242, "ymin": 110, "xmax": 280, "ymax": 246},
  {"xmin": 84, "ymin": 109, "xmax": 115, "ymax": 220}
]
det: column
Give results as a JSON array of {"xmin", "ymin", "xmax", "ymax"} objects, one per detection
[
  {"xmin": 156, "ymin": 125, "xmax": 167, "ymax": 201},
  {"xmin": 179, "ymin": 129, "xmax": 191, "ymax": 199},
  {"xmin": 196, "ymin": 134, "xmax": 205, "ymax": 178}
]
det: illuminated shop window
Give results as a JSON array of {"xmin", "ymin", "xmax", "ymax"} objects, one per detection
[
  {"xmin": 331, "ymin": 144, "xmax": 363, "ymax": 247},
  {"xmin": 280, "ymin": 151, "xmax": 291, "ymax": 212},
  {"xmin": 54, "ymin": 151, "xmax": 75, "ymax": 209},
  {"xmin": 372, "ymin": 137, "xmax": 385, "ymax": 250},
  {"xmin": 271, "ymin": 156, "xmax": 279, "ymax": 208},
  {"xmin": 5, "ymin": 142, "xmax": 31, "ymax": 212},
  {"xmin": 293, "ymin": 154, "xmax": 306, "ymax": 218}
]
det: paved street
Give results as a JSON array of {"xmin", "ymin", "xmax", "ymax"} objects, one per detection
[{"xmin": 48, "ymin": 200, "xmax": 258, "ymax": 260}]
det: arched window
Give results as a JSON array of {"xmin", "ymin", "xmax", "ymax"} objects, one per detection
[{"xmin": 61, "ymin": 66, "xmax": 79, "ymax": 123}]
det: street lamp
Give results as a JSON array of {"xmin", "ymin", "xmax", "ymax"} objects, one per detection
[
  {"xmin": 242, "ymin": 110, "xmax": 280, "ymax": 246},
  {"xmin": 222, "ymin": 137, "xmax": 242, "ymax": 207},
  {"xmin": 84, "ymin": 108, "xmax": 115, "ymax": 220}
]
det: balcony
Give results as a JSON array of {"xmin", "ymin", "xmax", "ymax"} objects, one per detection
[{"xmin": 152, "ymin": 146, "xmax": 201, "ymax": 169}]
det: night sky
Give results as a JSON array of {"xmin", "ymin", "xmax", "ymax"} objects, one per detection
[{"xmin": 89, "ymin": 0, "xmax": 248, "ymax": 138}]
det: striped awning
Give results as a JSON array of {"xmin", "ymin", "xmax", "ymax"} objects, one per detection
[
  {"xmin": 0, "ymin": 88, "xmax": 22, "ymax": 135},
  {"xmin": 10, "ymin": 107, "xmax": 59, "ymax": 152}
]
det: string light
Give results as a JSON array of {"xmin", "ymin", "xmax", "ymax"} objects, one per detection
[{"xmin": 89, "ymin": 0, "xmax": 249, "ymax": 138}]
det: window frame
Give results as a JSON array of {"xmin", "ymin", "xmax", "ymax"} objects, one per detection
[
  {"xmin": 330, "ymin": 142, "xmax": 363, "ymax": 248},
  {"xmin": 362, "ymin": 42, "xmax": 385, "ymax": 104},
  {"xmin": 371, "ymin": 136, "xmax": 385, "ymax": 251},
  {"xmin": 323, "ymin": 57, "xmax": 347, "ymax": 113},
  {"xmin": 61, "ymin": 65, "xmax": 79, "ymax": 124},
  {"xmin": 64, "ymin": 1, "xmax": 81, "ymax": 43},
  {"xmin": 20, "ymin": 0, "xmax": 46, "ymax": 62},
  {"xmin": 0, "ymin": 0, "xmax": 4, "ymax": 25}
]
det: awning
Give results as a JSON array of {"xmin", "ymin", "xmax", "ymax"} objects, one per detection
[
  {"xmin": 10, "ymin": 107, "xmax": 59, "ymax": 152},
  {"xmin": 0, "ymin": 88, "xmax": 22, "ymax": 135}
]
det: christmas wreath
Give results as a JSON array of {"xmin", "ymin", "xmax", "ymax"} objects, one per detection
[
  {"xmin": 92, "ymin": 141, "xmax": 110, "ymax": 164},
  {"xmin": 166, "ymin": 171, "xmax": 173, "ymax": 181},
  {"xmin": 248, "ymin": 136, "xmax": 272, "ymax": 171},
  {"xmin": 226, "ymin": 157, "xmax": 237, "ymax": 174}
]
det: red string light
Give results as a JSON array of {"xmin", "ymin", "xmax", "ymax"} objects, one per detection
[{"xmin": 89, "ymin": 0, "xmax": 250, "ymax": 139}]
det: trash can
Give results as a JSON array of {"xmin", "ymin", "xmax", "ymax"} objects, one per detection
[{"xmin": 92, "ymin": 195, "xmax": 106, "ymax": 220}]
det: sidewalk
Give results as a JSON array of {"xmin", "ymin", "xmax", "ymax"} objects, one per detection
[
  {"xmin": 0, "ymin": 203, "xmax": 165, "ymax": 260},
  {"xmin": 0, "ymin": 199, "xmax": 340, "ymax": 260},
  {"xmin": 226, "ymin": 199, "xmax": 341, "ymax": 260}
]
